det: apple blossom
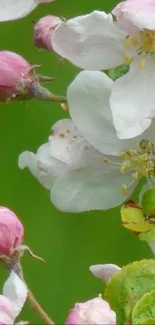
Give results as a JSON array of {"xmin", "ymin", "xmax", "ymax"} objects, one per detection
[
  {"xmin": 52, "ymin": 5, "xmax": 155, "ymax": 140},
  {"xmin": 0, "ymin": 0, "xmax": 54, "ymax": 22},
  {"xmin": 65, "ymin": 297, "xmax": 116, "ymax": 325},
  {"xmin": 0, "ymin": 51, "xmax": 65, "ymax": 103},
  {"xmin": 34, "ymin": 15, "xmax": 62, "ymax": 51},
  {"xmin": 18, "ymin": 71, "xmax": 155, "ymax": 212},
  {"xmin": 0, "ymin": 206, "xmax": 24, "ymax": 257}
]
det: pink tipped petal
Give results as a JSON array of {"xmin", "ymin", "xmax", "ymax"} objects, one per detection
[
  {"xmin": 112, "ymin": 2, "xmax": 139, "ymax": 34},
  {"xmin": 3, "ymin": 271, "xmax": 27, "ymax": 318},
  {"xmin": 113, "ymin": 0, "xmax": 155, "ymax": 30},
  {"xmin": 0, "ymin": 295, "xmax": 14, "ymax": 324},
  {"xmin": 52, "ymin": 11, "xmax": 126, "ymax": 70},
  {"xmin": 66, "ymin": 297, "xmax": 116, "ymax": 324},
  {"xmin": 89, "ymin": 264, "xmax": 121, "ymax": 282}
]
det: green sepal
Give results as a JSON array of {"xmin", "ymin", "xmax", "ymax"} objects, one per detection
[
  {"xmin": 132, "ymin": 290, "xmax": 155, "ymax": 324},
  {"xmin": 139, "ymin": 227, "xmax": 155, "ymax": 243},
  {"xmin": 104, "ymin": 259, "xmax": 155, "ymax": 324},
  {"xmin": 121, "ymin": 202, "xmax": 153, "ymax": 233},
  {"xmin": 106, "ymin": 64, "xmax": 129, "ymax": 80}
]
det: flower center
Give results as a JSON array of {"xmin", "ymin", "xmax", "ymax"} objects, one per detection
[
  {"xmin": 123, "ymin": 30, "xmax": 155, "ymax": 66},
  {"xmin": 140, "ymin": 30, "xmax": 155, "ymax": 53},
  {"xmin": 104, "ymin": 140, "xmax": 155, "ymax": 194}
]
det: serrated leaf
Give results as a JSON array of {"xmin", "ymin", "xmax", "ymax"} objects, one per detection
[
  {"xmin": 104, "ymin": 259, "xmax": 155, "ymax": 324},
  {"xmin": 141, "ymin": 188, "xmax": 155, "ymax": 216},
  {"xmin": 132, "ymin": 290, "xmax": 155, "ymax": 324}
]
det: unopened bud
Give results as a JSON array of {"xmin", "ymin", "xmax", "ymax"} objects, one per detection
[
  {"xmin": 0, "ymin": 206, "xmax": 24, "ymax": 257},
  {"xmin": 0, "ymin": 51, "xmax": 66, "ymax": 103},
  {"xmin": 34, "ymin": 15, "xmax": 62, "ymax": 51},
  {"xmin": 65, "ymin": 297, "xmax": 116, "ymax": 325}
]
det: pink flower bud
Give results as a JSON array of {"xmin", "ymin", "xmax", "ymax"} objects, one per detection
[
  {"xmin": 0, "ymin": 51, "xmax": 65, "ymax": 103},
  {"xmin": 0, "ymin": 295, "xmax": 14, "ymax": 324},
  {"xmin": 65, "ymin": 297, "xmax": 116, "ymax": 325},
  {"xmin": 0, "ymin": 206, "xmax": 24, "ymax": 256},
  {"xmin": 0, "ymin": 51, "xmax": 31, "ymax": 101},
  {"xmin": 34, "ymin": 15, "xmax": 62, "ymax": 51}
]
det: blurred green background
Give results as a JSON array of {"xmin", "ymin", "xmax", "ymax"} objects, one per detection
[{"xmin": 0, "ymin": 0, "xmax": 152, "ymax": 323}]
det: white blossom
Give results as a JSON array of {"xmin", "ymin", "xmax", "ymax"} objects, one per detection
[
  {"xmin": 52, "ymin": 7, "xmax": 155, "ymax": 139},
  {"xmin": 19, "ymin": 71, "xmax": 155, "ymax": 212}
]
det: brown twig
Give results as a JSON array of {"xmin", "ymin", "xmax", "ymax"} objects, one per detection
[{"xmin": 27, "ymin": 289, "xmax": 55, "ymax": 325}]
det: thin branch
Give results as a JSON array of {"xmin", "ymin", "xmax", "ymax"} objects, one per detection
[{"xmin": 27, "ymin": 289, "xmax": 55, "ymax": 325}]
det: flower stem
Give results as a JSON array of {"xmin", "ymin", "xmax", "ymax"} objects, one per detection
[
  {"xmin": 10, "ymin": 259, "xmax": 55, "ymax": 325},
  {"xmin": 31, "ymin": 82, "xmax": 67, "ymax": 103},
  {"xmin": 27, "ymin": 288, "xmax": 55, "ymax": 325}
]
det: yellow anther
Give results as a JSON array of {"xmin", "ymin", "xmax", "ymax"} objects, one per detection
[
  {"xmin": 103, "ymin": 158, "xmax": 109, "ymax": 162},
  {"xmin": 131, "ymin": 38, "xmax": 139, "ymax": 47},
  {"xmin": 120, "ymin": 161, "xmax": 131, "ymax": 174},
  {"xmin": 140, "ymin": 153, "xmax": 149, "ymax": 162},
  {"xmin": 124, "ymin": 54, "xmax": 132, "ymax": 65},
  {"xmin": 138, "ymin": 59, "xmax": 146, "ymax": 68},
  {"xmin": 140, "ymin": 30, "xmax": 155, "ymax": 53},
  {"xmin": 121, "ymin": 184, "xmax": 128, "ymax": 194},
  {"xmin": 124, "ymin": 161, "xmax": 132, "ymax": 168},
  {"xmin": 132, "ymin": 172, "xmax": 138, "ymax": 180},
  {"xmin": 147, "ymin": 160, "xmax": 154, "ymax": 169},
  {"xmin": 124, "ymin": 38, "xmax": 131, "ymax": 50},
  {"xmin": 146, "ymin": 142, "xmax": 154, "ymax": 153},
  {"xmin": 98, "ymin": 293, "xmax": 102, "ymax": 298},
  {"xmin": 128, "ymin": 149, "xmax": 137, "ymax": 157},
  {"xmin": 119, "ymin": 152, "xmax": 129, "ymax": 158}
]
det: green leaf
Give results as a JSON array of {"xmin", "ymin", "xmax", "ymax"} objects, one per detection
[
  {"xmin": 132, "ymin": 290, "xmax": 155, "ymax": 324},
  {"xmin": 141, "ymin": 188, "xmax": 155, "ymax": 216},
  {"xmin": 104, "ymin": 259, "xmax": 155, "ymax": 324}
]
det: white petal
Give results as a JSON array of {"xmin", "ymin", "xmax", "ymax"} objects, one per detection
[
  {"xmin": 110, "ymin": 56, "xmax": 155, "ymax": 139},
  {"xmin": 18, "ymin": 144, "xmax": 67, "ymax": 189},
  {"xmin": 89, "ymin": 264, "xmax": 121, "ymax": 282},
  {"xmin": 18, "ymin": 151, "xmax": 38, "ymax": 178},
  {"xmin": 0, "ymin": 0, "xmax": 36, "ymax": 21},
  {"xmin": 67, "ymin": 70, "xmax": 146, "ymax": 156},
  {"xmin": 0, "ymin": 0, "xmax": 54, "ymax": 21},
  {"xmin": 50, "ymin": 165, "xmax": 136, "ymax": 212},
  {"xmin": 36, "ymin": 143, "xmax": 67, "ymax": 189},
  {"xmin": 49, "ymin": 119, "xmax": 104, "ymax": 167},
  {"xmin": 52, "ymin": 11, "xmax": 125, "ymax": 70},
  {"xmin": 3, "ymin": 271, "xmax": 27, "ymax": 318}
]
